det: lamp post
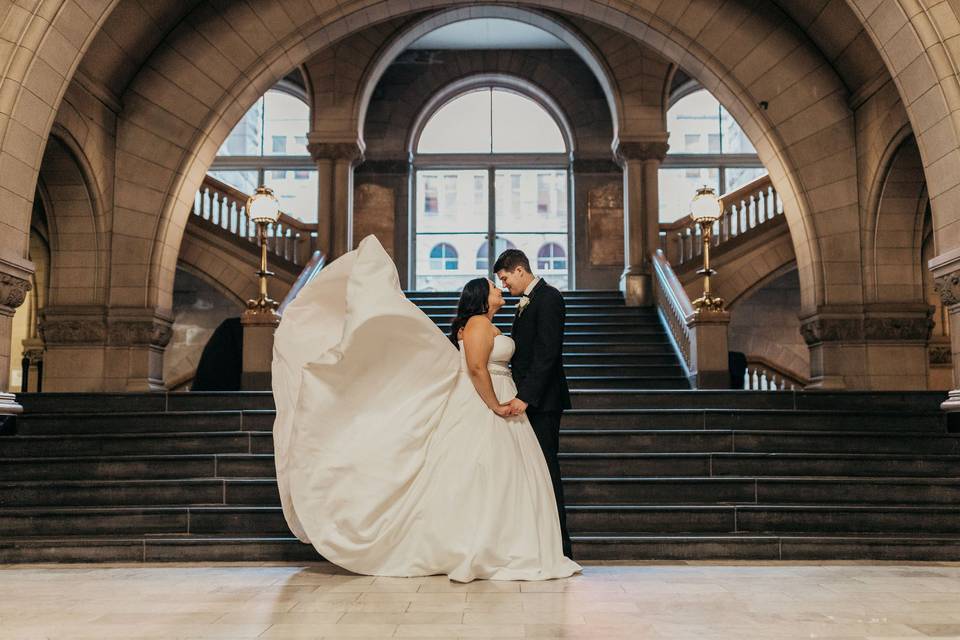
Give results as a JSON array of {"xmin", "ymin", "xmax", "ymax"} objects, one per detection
[
  {"xmin": 690, "ymin": 185, "xmax": 725, "ymax": 312},
  {"xmin": 245, "ymin": 186, "xmax": 282, "ymax": 316}
]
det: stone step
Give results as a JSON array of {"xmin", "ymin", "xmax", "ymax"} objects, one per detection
[
  {"xmin": 567, "ymin": 504, "xmax": 960, "ymax": 535},
  {"xmin": 7, "ymin": 476, "xmax": 960, "ymax": 509},
  {"xmin": 418, "ymin": 306, "xmax": 657, "ymax": 315},
  {"xmin": 559, "ymin": 452, "xmax": 960, "ymax": 478},
  {"xmin": 11, "ymin": 408, "xmax": 947, "ymax": 437},
  {"xmin": 562, "ymin": 353, "xmax": 682, "ymax": 365},
  {"xmin": 5, "ymin": 429, "xmax": 951, "ymax": 458},
  {"xmin": 5, "ymin": 503, "xmax": 960, "ymax": 537},
  {"xmin": 2, "ymin": 533, "xmax": 958, "ymax": 563},
  {"xmin": 562, "ymin": 364, "xmax": 686, "ymax": 377},
  {"xmin": 560, "ymin": 409, "xmax": 945, "ymax": 431},
  {"xmin": 564, "ymin": 477, "xmax": 960, "ymax": 505},
  {"xmin": 408, "ymin": 296, "xmax": 628, "ymax": 305},
  {"xmin": 426, "ymin": 318, "xmax": 664, "ymax": 329},
  {"xmin": 567, "ymin": 377, "xmax": 690, "ymax": 389},
  {"xmin": 405, "ymin": 290, "xmax": 626, "ymax": 298}
]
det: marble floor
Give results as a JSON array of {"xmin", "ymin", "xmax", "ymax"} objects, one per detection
[{"xmin": 0, "ymin": 561, "xmax": 959, "ymax": 639}]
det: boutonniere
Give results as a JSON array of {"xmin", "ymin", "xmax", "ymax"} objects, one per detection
[{"xmin": 517, "ymin": 295, "xmax": 530, "ymax": 316}]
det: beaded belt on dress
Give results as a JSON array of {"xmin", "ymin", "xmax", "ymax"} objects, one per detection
[{"xmin": 488, "ymin": 364, "xmax": 511, "ymax": 377}]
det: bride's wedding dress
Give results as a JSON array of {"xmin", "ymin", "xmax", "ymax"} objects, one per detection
[{"xmin": 272, "ymin": 235, "xmax": 580, "ymax": 582}]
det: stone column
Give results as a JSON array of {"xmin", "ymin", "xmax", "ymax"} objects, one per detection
[
  {"xmin": 931, "ymin": 249, "xmax": 960, "ymax": 409},
  {"xmin": 40, "ymin": 307, "xmax": 172, "ymax": 391},
  {"xmin": 615, "ymin": 138, "xmax": 669, "ymax": 306},
  {"xmin": 800, "ymin": 304, "xmax": 932, "ymax": 390},
  {"xmin": 308, "ymin": 138, "xmax": 365, "ymax": 260},
  {"xmin": 0, "ymin": 258, "xmax": 32, "ymax": 416}
]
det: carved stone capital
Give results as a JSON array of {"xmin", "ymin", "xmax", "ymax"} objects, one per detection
[
  {"xmin": 801, "ymin": 306, "xmax": 934, "ymax": 345},
  {"xmin": 934, "ymin": 271, "xmax": 960, "ymax": 307},
  {"xmin": 930, "ymin": 344, "xmax": 952, "ymax": 365},
  {"xmin": 307, "ymin": 140, "xmax": 365, "ymax": 165},
  {"xmin": 799, "ymin": 317, "xmax": 862, "ymax": 346},
  {"xmin": 615, "ymin": 138, "xmax": 670, "ymax": 163},
  {"xmin": 39, "ymin": 317, "xmax": 108, "ymax": 345},
  {"xmin": 108, "ymin": 317, "xmax": 173, "ymax": 348},
  {"xmin": 0, "ymin": 272, "xmax": 31, "ymax": 310}
]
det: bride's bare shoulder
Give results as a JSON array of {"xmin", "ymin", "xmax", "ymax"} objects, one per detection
[{"xmin": 462, "ymin": 315, "xmax": 495, "ymax": 338}]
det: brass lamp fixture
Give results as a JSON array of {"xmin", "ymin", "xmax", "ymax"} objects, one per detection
[
  {"xmin": 689, "ymin": 185, "xmax": 725, "ymax": 312},
  {"xmin": 245, "ymin": 185, "xmax": 282, "ymax": 315}
]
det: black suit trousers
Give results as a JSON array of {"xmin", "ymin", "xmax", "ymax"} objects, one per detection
[{"xmin": 527, "ymin": 409, "xmax": 572, "ymax": 559}]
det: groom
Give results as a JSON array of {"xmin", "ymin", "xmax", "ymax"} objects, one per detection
[{"xmin": 494, "ymin": 249, "xmax": 573, "ymax": 559}]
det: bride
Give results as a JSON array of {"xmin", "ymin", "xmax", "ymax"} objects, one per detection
[{"xmin": 272, "ymin": 235, "xmax": 580, "ymax": 582}]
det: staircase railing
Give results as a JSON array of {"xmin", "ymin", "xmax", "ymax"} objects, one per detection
[
  {"xmin": 193, "ymin": 175, "xmax": 319, "ymax": 266},
  {"xmin": 659, "ymin": 174, "xmax": 782, "ymax": 267},
  {"xmin": 743, "ymin": 356, "xmax": 807, "ymax": 391},
  {"xmin": 652, "ymin": 250, "xmax": 731, "ymax": 388}
]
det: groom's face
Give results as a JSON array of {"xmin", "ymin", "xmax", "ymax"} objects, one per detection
[{"xmin": 496, "ymin": 267, "xmax": 527, "ymax": 296}]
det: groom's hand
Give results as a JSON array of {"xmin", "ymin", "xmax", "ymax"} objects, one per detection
[{"xmin": 506, "ymin": 398, "xmax": 528, "ymax": 416}]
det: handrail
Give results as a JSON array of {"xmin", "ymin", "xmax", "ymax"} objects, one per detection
[
  {"xmin": 652, "ymin": 250, "xmax": 694, "ymax": 376},
  {"xmin": 659, "ymin": 174, "xmax": 782, "ymax": 267},
  {"xmin": 278, "ymin": 250, "xmax": 326, "ymax": 315},
  {"xmin": 743, "ymin": 355, "xmax": 808, "ymax": 390},
  {"xmin": 193, "ymin": 175, "xmax": 320, "ymax": 265}
]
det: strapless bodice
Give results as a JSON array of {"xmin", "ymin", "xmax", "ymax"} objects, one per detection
[{"xmin": 459, "ymin": 334, "xmax": 515, "ymax": 376}]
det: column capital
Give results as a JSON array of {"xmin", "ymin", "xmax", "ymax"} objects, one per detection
[
  {"xmin": 0, "ymin": 255, "xmax": 33, "ymax": 314},
  {"xmin": 928, "ymin": 248, "xmax": 960, "ymax": 306},
  {"xmin": 799, "ymin": 304, "xmax": 933, "ymax": 346},
  {"xmin": 614, "ymin": 136, "xmax": 670, "ymax": 164},
  {"xmin": 306, "ymin": 135, "xmax": 365, "ymax": 165},
  {"xmin": 40, "ymin": 307, "xmax": 173, "ymax": 348}
]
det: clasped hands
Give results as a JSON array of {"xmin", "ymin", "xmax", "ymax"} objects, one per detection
[{"xmin": 493, "ymin": 397, "xmax": 528, "ymax": 418}]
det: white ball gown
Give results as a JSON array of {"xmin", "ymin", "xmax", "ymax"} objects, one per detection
[{"xmin": 271, "ymin": 235, "xmax": 581, "ymax": 582}]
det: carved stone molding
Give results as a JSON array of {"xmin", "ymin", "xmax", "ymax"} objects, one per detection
[
  {"xmin": 615, "ymin": 140, "xmax": 670, "ymax": 163},
  {"xmin": 934, "ymin": 271, "xmax": 960, "ymax": 307},
  {"xmin": 39, "ymin": 318, "xmax": 108, "ymax": 345},
  {"xmin": 108, "ymin": 318, "xmax": 173, "ymax": 348},
  {"xmin": 864, "ymin": 315, "xmax": 933, "ymax": 342},
  {"xmin": 307, "ymin": 141, "xmax": 365, "ymax": 165},
  {"xmin": 356, "ymin": 158, "xmax": 409, "ymax": 175},
  {"xmin": 0, "ymin": 273, "xmax": 31, "ymax": 310},
  {"xmin": 799, "ymin": 317, "xmax": 862, "ymax": 346},
  {"xmin": 930, "ymin": 345, "xmax": 952, "ymax": 365},
  {"xmin": 572, "ymin": 158, "xmax": 621, "ymax": 174},
  {"xmin": 801, "ymin": 309, "xmax": 934, "ymax": 345}
]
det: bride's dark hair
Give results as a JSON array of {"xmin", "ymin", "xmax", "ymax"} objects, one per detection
[{"xmin": 449, "ymin": 278, "xmax": 491, "ymax": 348}]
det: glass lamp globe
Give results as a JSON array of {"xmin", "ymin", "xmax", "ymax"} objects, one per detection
[
  {"xmin": 690, "ymin": 185, "xmax": 722, "ymax": 224},
  {"xmin": 247, "ymin": 186, "xmax": 281, "ymax": 224}
]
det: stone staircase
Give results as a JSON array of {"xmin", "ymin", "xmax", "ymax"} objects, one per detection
[{"xmin": 1, "ymin": 290, "xmax": 958, "ymax": 563}]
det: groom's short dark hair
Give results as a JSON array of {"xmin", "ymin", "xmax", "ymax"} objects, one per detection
[{"xmin": 493, "ymin": 249, "xmax": 532, "ymax": 274}]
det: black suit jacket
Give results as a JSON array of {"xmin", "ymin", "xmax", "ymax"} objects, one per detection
[{"xmin": 511, "ymin": 279, "xmax": 572, "ymax": 412}]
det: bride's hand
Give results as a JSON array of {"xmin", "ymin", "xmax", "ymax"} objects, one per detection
[{"xmin": 492, "ymin": 404, "xmax": 514, "ymax": 418}]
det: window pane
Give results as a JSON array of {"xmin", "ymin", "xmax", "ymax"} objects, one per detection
[
  {"xmin": 208, "ymin": 170, "xmax": 258, "ymax": 194},
  {"xmin": 218, "ymin": 98, "xmax": 263, "ymax": 156},
  {"xmin": 495, "ymin": 170, "xmax": 567, "ymax": 233},
  {"xmin": 263, "ymin": 91, "xmax": 309, "ymax": 156},
  {"xmin": 417, "ymin": 90, "xmax": 492, "ymax": 153},
  {"xmin": 263, "ymin": 169, "xmax": 318, "ymax": 223},
  {"xmin": 658, "ymin": 167, "xmax": 720, "ymax": 222},
  {"xmin": 720, "ymin": 105, "xmax": 756, "ymax": 154},
  {"xmin": 725, "ymin": 167, "xmax": 767, "ymax": 194},
  {"xmin": 416, "ymin": 233, "xmax": 486, "ymax": 291},
  {"xmin": 667, "ymin": 90, "xmax": 720, "ymax": 155},
  {"xmin": 491, "ymin": 89, "xmax": 565, "ymax": 153}
]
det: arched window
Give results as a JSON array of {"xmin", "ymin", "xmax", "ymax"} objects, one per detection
[
  {"xmin": 537, "ymin": 243, "xmax": 566, "ymax": 271},
  {"xmin": 209, "ymin": 85, "xmax": 318, "ymax": 222},
  {"xmin": 418, "ymin": 88, "xmax": 566, "ymax": 154},
  {"xmin": 413, "ymin": 83, "xmax": 571, "ymax": 292},
  {"xmin": 476, "ymin": 239, "xmax": 516, "ymax": 271},
  {"xmin": 430, "ymin": 243, "xmax": 459, "ymax": 271},
  {"xmin": 659, "ymin": 87, "xmax": 766, "ymax": 223}
]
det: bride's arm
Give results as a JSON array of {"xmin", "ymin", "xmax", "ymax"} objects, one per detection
[{"xmin": 462, "ymin": 317, "xmax": 510, "ymax": 415}]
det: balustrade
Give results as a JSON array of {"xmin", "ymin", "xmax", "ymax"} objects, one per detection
[{"xmin": 193, "ymin": 176, "xmax": 319, "ymax": 266}]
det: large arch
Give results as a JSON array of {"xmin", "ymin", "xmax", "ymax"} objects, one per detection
[
  {"xmin": 109, "ymin": 0, "xmax": 860, "ymax": 323},
  {"xmin": 353, "ymin": 6, "xmax": 625, "ymax": 145}
]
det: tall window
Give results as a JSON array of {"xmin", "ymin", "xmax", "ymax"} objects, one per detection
[
  {"xmin": 413, "ymin": 85, "xmax": 571, "ymax": 291},
  {"xmin": 659, "ymin": 88, "xmax": 765, "ymax": 222},
  {"xmin": 537, "ymin": 243, "xmax": 567, "ymax": 271},
  {"xmin": 210, "ymin": 86, "xmax": 318, "ymax": 223}
]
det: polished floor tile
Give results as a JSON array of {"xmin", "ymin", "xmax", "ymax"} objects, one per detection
[{"xmin": 0, "ymin": 561, "xmax": 958, "ymax": 638}]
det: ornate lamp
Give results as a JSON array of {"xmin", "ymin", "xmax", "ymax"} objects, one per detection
[
  {"xmin": 690, "ymin": 185, "xmax": 725, "ymax": 312},
  {"xmin": 245, "ymin": 186, "xmax": 282, "ymax": 315}
]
